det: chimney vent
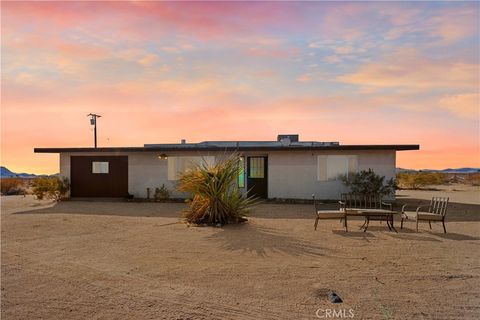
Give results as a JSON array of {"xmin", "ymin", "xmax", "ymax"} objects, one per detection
[{"xmin": 277, "ymin": 134, "xmax": 299, "ymax": 142}]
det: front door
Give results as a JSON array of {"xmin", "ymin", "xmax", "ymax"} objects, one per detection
[{"xmin": 247, "ymin": 156, "xmax": 268, "ymax": 199}]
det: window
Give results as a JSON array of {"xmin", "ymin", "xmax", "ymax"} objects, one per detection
[
  {"xmin": 248, "ymin": 157, "xmax": 265, "ymax": 178},
  {"xmin": 238, "ymin": 157, "xmax": 245, "ymax": 188},
  {"xmin": 317, "ymin": 155, "xmax": 357, "ymax": 181},
  {"xmin": 167, "ymin": 156, "xmax": 215, "ymax": 180},
  {"xmin": 92, "ymin": 161, "xmax": 109, "ymax": 174}
]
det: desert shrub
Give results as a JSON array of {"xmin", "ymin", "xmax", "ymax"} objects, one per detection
[
  {"xmin": 397, "ymin": 172, "xmax": 447, "ymax": 189},
  {"xmin": 154, "ymin": 184, "xmax": 171, "ymax": 200},
  {"xmin": 465, "ymin": 173, "xmax": 480, "ymax": 186},
  {"xmin": 32, "ymin": 176, "xmax": 70, "ymax": 201},
  {"xmin": 340, "ymin": 169, "xmax": 396, "ymax": 196},
  {"xmin": 0, "ymin": 178, "xmax": 25, "ymax": 195},
  {"xmin": 176, "ymin": 154, "xmax": 257, "ymax": 225}
]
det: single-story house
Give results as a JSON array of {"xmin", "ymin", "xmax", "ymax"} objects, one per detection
[{"xmin": 34, "ymin": 134, "xmax": 419, "ymax": 200}]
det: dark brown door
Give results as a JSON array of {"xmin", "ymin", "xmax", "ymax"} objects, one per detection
[
  {"xmin": 247, "ymin": 156, "xmax": 268, "ymax": 199},
  {"xmin": 70, "ymin": 156, "xmax": 128, "ymax": 197}
]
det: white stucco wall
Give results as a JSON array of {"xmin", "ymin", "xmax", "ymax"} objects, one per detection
[
  {"xmin": 128, "ymin": 151, "xmax": 219, "ymax": 198},
  {"xmin": 267, "ymin": 150, "xmax": 395, "ymax": 200},
  {"xmin": 58, "ymin": 150, "xmax": 396, "ymax": 200}
]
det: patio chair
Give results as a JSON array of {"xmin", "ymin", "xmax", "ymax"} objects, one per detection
[
  {"xmin": 313, "ymin": 194, "xmax": 346, "ymax": 231},
  {"xmin": 400, "ymin": 197, "xmax": 449, "ymax": 233}
]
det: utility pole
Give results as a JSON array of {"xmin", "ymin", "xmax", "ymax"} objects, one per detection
[{"xmin": 87, "ymin": 113, "xmax": 101, "ymax": 148}]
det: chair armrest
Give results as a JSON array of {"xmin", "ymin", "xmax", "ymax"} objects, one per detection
[
  {"xmin": 381, "ymin": 202, "xmax": 393, "ymax": 210},
  {"xmin": 401, "ymin": 204, "xmax": 429, "ymax": 213},
  {"xmin": 415, "ymin": 205, "xmax": 430, "ymax": 214}
]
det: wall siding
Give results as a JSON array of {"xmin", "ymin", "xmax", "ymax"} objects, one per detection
[{"xmin": 58, "ymin": 150, "xmax": 396, "ymax": 200}]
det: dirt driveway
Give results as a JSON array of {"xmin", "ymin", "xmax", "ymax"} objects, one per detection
[{"xmin": 1, "ymin": 195, "xmax": 479, "ymax": 319}]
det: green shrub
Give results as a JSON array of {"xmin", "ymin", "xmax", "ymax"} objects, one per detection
[
  {"xmin": 176, "ymin": 154, "xmax": 257, "ymax": 225},
  {"xmin": 340, "ymin": 169, "xmax": 396, "ymax": 196},
  {"xmin": 154, "ymin": 184, "xmax": 171, "ymax": 200},
  {"xmin": 32, "ymin": 177, "xmax": 70, "ymax": 201},
  {"xmin": 397, "ymin": 172, "xmax": 447, "ymax": 189}
]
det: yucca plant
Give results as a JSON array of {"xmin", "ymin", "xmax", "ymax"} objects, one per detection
[{"xmin": 176, "ymin": 154, "xmax": 257, "ymax": 225}]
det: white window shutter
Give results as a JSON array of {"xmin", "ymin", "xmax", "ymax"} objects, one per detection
[{"xmin": 317, "ymin": 156, "xmax": 327, "ymax": 181}]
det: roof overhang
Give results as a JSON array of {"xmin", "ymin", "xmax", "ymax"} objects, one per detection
[{"xmin": 34, "ymin": 145, "xmax": 420, "ymax": 153}]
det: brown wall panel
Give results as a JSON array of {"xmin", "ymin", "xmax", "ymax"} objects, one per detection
[{"xmin": 71, "ymin": 156, "xmax": 128, "ymax": 197}]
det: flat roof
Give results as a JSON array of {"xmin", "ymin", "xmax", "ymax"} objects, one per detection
[{"xmin": 34, "ymin": 144, "xmax": 419, "ymax": 153}]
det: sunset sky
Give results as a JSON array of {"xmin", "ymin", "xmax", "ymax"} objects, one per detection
[{"xmin": 1, "ymin": 1, "xmax": 479, "ymax": 174}]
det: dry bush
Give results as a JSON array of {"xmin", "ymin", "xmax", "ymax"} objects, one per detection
[
  {"xmin": 397, "ymin": 172, "xmax": 447, "ymax": 189},
  {"xmin": 154, "ymin": 184, "xmax": 171, "ymax": 201},
  {"xmin": 31, "ymin": 177, "xmax": 70, "ymax": 201},
  {"xmin": 1, "ymin": 178, "xmax": 26, "ymax": 195},
  {"xmin": 465, "ymin": 173, "xmax": 480, "ymax": 186}
]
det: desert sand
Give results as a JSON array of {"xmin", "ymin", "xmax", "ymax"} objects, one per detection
[{"xmin": 1, "ymin": 187, "xmax": 479, "ymax": 319}]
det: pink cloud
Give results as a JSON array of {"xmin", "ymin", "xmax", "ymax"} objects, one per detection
[
  {"xmin": 338, "ymin": 48, "xmax": 479, "ymax": 90},
  {"xmin": 438, "ymin": 93, "xmax": 479, "ymax": 119}
]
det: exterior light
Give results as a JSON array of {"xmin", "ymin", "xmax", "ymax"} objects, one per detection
[{"xmin": 158, "ymin": 154, "xmax": 168, "ymax": 160}]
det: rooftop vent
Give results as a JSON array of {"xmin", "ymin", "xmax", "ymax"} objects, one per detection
[
  {"xmin": 181, "ymin": 139, "xmax": 186, "ymax": 144},
  {"xmin": 277, "ymin": 134, "xmax": 299, "ymax": 143}
]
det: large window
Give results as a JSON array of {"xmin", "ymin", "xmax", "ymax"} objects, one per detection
[
  {"xmin": 317, "ymin": 155, "xmax": 357, "ymax": 181},
  {"xmin": 167, "ymin": 156, "xmax": 215, "ymax": 180},
  {"xmin": 92, "ymin": 161, "xmax": 109, "ymax": 174}
]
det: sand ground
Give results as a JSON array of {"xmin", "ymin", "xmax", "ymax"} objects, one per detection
[{"xmin": 1, "ymin": 186, "xmax": 479, "ymax": 319}]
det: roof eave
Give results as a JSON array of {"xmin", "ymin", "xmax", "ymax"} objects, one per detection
[{"xmin": 34, "ymin": 144, "xmax": 420, "ymax": 153}]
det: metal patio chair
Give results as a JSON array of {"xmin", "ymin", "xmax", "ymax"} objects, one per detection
[
  {"xmin": 312, "ymin": 194, "xmax": 346, "ymax": 231},
  {"xmin": 401, "ymin": 197, "xmax": 449, "ymax": 233}
]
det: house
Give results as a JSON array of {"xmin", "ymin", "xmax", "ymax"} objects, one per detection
[{"xmin": 34, "ymin": 135, "xmax": 419, "ymax": 200}]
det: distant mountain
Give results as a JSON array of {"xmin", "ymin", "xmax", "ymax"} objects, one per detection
[
  {"xmin": 397, "ymin": 167, "xmax": 480, "ymax": 174},
  {"xmin": 396, "ymin": 168, "xmax": 417, "ymax": 173},
  {"xmin": 0, "ymin": 166, "xmax": 37, "ymax": 178},
  {"xmin": 439, "ymin": 168, "xmax": 480, "ymax": 173}
]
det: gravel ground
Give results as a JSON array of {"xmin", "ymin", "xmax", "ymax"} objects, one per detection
[{"xmin": 1, "ymin": 190, "xmax": 479, "ymax": 319}]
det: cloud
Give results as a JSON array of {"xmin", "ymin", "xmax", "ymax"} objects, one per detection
[
  {"xmin": 381, "ymin": 5, "xmax": 478, "ymax": 45},
  {"xmin": 438, "ymin": 93, "xmax": 479, "ymax": 119},
  {"xmin": 138, "ymin": 54, "xmax": 159, "ymax": 66},
  {"xmin": 323, "ymin": 55, "xmax": 341, "ymax": 64},
  {"xmin": 296, "ymin": 74, "xmax": 313, "ymax": 83},
  {"xmin": 337, "ymin": 48, "xmax": 479, "ymax": 90},
  {"xmin": 334, "ymin": 46, "xmax": 354, "ymax": 54}
]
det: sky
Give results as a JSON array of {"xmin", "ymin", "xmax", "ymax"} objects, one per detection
[{"xmin": 1, "ymin": 1, "xmax": 479, "ymax": 174}]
